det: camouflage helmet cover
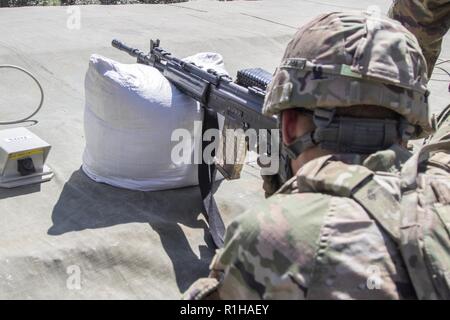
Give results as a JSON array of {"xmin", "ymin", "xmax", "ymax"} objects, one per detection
[{"xmin": 263, "ymin": 11, "xmax": 433, "ymax": 137}]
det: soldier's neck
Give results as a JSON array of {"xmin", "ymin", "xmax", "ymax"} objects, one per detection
[{"xmin": 290, "ymin": 146, "xmax": 332, "ymax": 175}]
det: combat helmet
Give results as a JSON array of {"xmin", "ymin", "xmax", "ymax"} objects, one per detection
[{"xmin": 263, "ymin": 11, "xmax": 433, "ymax": 158}]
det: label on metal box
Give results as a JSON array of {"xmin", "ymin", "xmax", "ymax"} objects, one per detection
[
  {"xmin": 4, "ymin": 135, "xmax": 32, "ymax": 143},
  {"xmin": 9, "ymin": 148, "xmax": 43, "ymax": 160}
]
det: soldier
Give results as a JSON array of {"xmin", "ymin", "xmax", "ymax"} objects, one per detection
[
  {"xmin": 389, "ymin": 0, "xmax": 450, "ymax": 78},
  {"xmin": 390, "ymin": 0, "xmax": 450, "ymax": 143},
  {"xmin": 183, "ymin": 11, "xmax": 450, "ymax": 299}
]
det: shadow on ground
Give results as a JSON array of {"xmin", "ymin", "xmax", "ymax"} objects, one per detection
[
  {"xmin": 0, "ymin": 183, "xmax": 41, "ymax": 200},
  {"xmin": 48, "ymin": 168, "xmax": 215, "ymax": 292}
]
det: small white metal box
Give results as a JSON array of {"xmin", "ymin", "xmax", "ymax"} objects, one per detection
[{"xmin": 0, "ymin": 127, "xmax": 53, "ymax": 188}]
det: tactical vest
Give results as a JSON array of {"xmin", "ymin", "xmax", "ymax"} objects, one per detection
[{"xmin": 280, "ymin": 140, "xmax": 450, "ymax": 299}]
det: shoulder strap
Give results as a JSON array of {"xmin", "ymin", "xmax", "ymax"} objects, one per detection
[
  {"xmin": 401, "ymin": 139, "xmax": 450, "ymax": 189},
  {"xmin": 199, "ymin": 108, "xmax": 225, "ymax": 248}
]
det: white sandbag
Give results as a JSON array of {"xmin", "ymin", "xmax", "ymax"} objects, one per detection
[{"xmin": 82, "ymin": 53, "xmax": 227, "ymax": 191}]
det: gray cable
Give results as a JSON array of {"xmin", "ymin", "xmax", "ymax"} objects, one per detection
[{"xmin": 0, "ymin": 64, "xmax": 44, "ymax": 125}]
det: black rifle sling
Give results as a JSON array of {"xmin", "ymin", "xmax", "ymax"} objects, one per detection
[{"xmin": 199, "ymin": 107, "xmax": 225, "ymax": 248}]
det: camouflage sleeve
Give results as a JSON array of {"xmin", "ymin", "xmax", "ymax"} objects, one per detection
[
  {"xmin": 388, "ymin": 0, "xmax": 450, "ymax": 78},
  {"xmin": 183, "ymin": 193, "xmax": 330, "ymax": 300}
]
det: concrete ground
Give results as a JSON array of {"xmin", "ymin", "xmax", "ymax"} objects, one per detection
[{"xmin": 0, "ymin": 0, "xmax": 448, "ymax": 299}]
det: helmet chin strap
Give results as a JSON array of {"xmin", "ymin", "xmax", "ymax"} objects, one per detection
[
  {"xmin": 279, "ymin": 108, "xmax": 416, "ymax": 181},
  {"xmin": 282, "ymin": 131, "xmax": 317, "ymax": 160},
  {"xmin": 281, "ymin": 108, "xmax": 334, "ymax": 161}
]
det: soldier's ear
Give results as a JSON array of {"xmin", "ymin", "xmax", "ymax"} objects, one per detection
[
  {"xmin": 281, "ymin": 109, "xmax": 301, "ymax": 145},
  {"xmin": 281, "ymin": 109, "xmax": 315, "ymax": 145}
]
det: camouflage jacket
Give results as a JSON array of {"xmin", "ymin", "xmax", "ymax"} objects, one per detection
[
  {"xmin": 184, "ymin": 145, "xmax": 439, "ymax": 300},
  {"xmin": 389, "ymin": 0, "xmax": 450, "ymax": 77}
]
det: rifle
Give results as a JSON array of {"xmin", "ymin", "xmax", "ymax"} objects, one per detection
[{"xmin": 112, "ymin": 39, "xmax": 277, "ymax": 247}]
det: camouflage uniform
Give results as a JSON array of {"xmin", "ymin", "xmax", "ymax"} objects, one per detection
[
  {"xmin": 183, "ymin": 11, "xmax": 450, "ymax": 300},
  {"xmin": 389, "ymin": 0, "xmax": 450, "ymax": 77},
  {"xmin": 183, "ymin": 141, "xmax": 450, "ymax": 300},
  {"xmin": 185, "ymin": 146, "xmax": 416, "ymax": 299}
]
